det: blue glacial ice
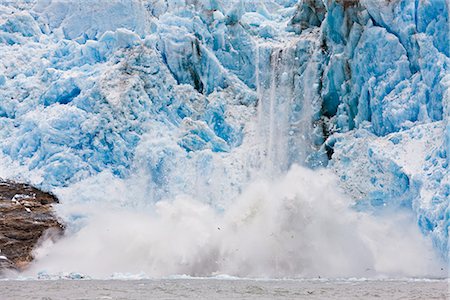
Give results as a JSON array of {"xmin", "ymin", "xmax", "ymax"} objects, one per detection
[{"xmin": 0, "ymin": 0, "xmax": 448, "ymax": 274}]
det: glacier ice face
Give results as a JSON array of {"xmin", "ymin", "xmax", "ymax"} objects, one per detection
[
  {"xmin": 0, "ymin": 0, "xmax": 448, "ymax": 268},
  {"xmin": 314, "ymin": 0, "xmax": 449, "ymax": 258},
  {"xmin": 0, "ymin": 0, "xmax": 265, "ymax": 210},
  {"xmin": 319, "ymin": 0, "xmax": 448, "ymax": 136},
  {"xmin": 330, "ymin": 122, "xmax": 448, "ymax": 255},
  {"xmin": 33, "ymin": 0, "xmax": 153, "ymax": 41}
]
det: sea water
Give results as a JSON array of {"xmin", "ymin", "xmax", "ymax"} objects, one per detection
[{"xmin": 0, "ymin": 278, "xmax": 447, "ymax": 300}]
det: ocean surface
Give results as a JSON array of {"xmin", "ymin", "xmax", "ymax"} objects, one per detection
[{"xmin": 0, "ymin": 279, "xmax": 447, "ymax": 299}]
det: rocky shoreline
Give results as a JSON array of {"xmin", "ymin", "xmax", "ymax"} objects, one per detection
[{"xmin": 0, "ymin": 180, "xmax": 63, "ymax": 274}]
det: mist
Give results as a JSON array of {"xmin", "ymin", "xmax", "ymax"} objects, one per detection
[{"xmin": 26, "ymin": 165, "xmax": 445, "ymax": 279}]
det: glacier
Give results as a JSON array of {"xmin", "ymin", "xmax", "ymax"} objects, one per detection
[{"xmin": 0, "ymin": 0, "xmax": 448, "ymax": 277}]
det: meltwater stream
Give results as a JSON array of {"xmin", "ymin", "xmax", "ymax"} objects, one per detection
[{"xmin": 15, "ymin": 36, "xmax": 445, "ymax": 280}]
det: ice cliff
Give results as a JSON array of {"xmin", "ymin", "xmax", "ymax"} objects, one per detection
[{"xmin": 0, "ymin": 0, "xmax": 448, "ymax": 263}]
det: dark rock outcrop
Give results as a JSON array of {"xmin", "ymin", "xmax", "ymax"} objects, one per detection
[{"xmin": 0, "ymin": 180, "xmax": 63, "ymax": 273}]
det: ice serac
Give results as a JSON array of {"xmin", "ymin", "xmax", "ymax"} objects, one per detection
[
  {"xmin": 257, "ymin": 0, "xmax": 449, "ymax": 258},
  {"xmin": 0, "ymin": 0, "xmax": 258, "ymax": 206},
  {"xmin": 318, "ymin": 0, "xmax": 447, "ymax": 135},
  {"xmin": 0, "ymin": 0, "xmax": 448, "ymax": 264},
  {"xmin": 33, "ymin": 0, "xmax": 152, "ymax": 41},
  {"xmin": 311, "ymin": 0, "xmax": 449, "ymax": 257}
]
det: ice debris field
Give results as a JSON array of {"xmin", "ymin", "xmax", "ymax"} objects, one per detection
[{"xmin": 0, "ymin": 0, "xmax": 448, "ymax": 278}]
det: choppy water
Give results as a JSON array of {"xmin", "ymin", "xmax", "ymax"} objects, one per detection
[{"xmin": 0, "ymin": 279, "xmax": 447, "ymax": 300}]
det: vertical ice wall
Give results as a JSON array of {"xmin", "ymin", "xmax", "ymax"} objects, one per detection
[{"xmin": 304, "ymin": 0, "xmax": 450, "ymax": 257}]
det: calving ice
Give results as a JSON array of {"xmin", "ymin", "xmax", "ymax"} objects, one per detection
[{"xmin": 0, "ymin": 0, "xmax": 448, "ymax": 279}]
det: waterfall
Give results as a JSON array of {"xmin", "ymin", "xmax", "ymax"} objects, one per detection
[
  {"xmin": 256, "ymin": 43, "xmax": 294, "ymax": 174},
  {"xmin": 256, "ymin": 32, "xmax": 325, "ymax": 176}
]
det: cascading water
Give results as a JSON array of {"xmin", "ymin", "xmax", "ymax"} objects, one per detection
[
  {"xmin": 256, "ymin": 30, "xmax": 326, "ymax": 175},
  {"xmin": 257, "ymin": 42, "xmax": 295, "ymax": 174}
]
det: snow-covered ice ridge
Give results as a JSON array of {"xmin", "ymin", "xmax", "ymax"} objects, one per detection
[{"xmin": 0, "ymin": 0, "xmax": 448, "ymax": 260}]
